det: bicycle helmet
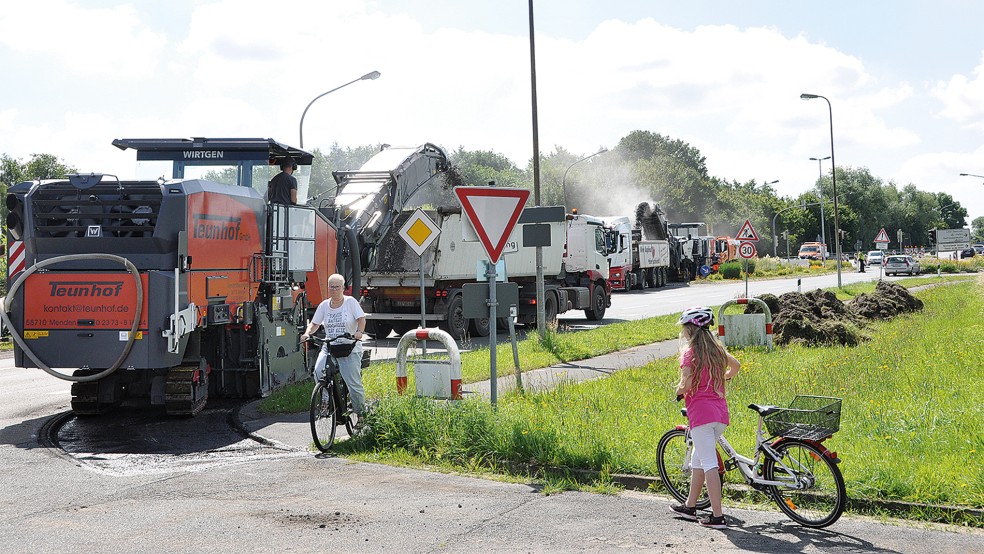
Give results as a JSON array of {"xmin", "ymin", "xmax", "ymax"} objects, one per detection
[{"xmin": 677, "ymin": 306, "xmax": 714, "ymax": 328}]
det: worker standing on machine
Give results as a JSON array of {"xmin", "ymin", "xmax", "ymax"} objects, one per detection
[{"xmin": 267, "ymin": 156, "xmax": 298, "ymax": 204}]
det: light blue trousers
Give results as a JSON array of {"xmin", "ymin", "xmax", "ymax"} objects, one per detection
[{"xmin": 314, "ymin": 342, "xmax": 366, "ymax": 415}]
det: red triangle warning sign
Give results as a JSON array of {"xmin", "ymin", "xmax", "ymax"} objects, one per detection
[
  {"xmin": 735, "ymin": 219, "xmax": 759, "ymax": 242},
  {"xmin": 454, "ymin": 186, "xmax": 531, "ymax": 263},
  {"xmin": 874, "ymin": 228, "xmax": 890, "ymax": 243}
]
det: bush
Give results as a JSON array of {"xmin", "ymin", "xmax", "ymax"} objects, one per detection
[{"xmin": 718, "ymin": 261, "xmax": 742, "ymax": 279}]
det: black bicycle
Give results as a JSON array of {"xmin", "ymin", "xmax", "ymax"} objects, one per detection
[{"xmin": 305, "ymin": 334, "xmax": 363, "ymax": 452}]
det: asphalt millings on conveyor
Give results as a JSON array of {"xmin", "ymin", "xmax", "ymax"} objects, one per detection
[{"xmin": 746, "ymin": 281, "xmax": 923, "ymax": 347}]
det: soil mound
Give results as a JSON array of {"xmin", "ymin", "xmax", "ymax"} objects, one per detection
[
  {"xmin": 743, "ymin": 282, "xmax": 923, "ymax": 347},
  {"xmin": 849, "ymin": 280, "xmax": 924, "ymax": 319}
]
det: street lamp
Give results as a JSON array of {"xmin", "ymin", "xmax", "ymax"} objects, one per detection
[
  {"xmin": 562, "ymin": 148, "xmax": 607, "ymax": 208},
  {"xmin": 298, "ymin": 71, "xmax": 381, "ymax": 148},
  {"xmin": 801, "ymin": 93, "xmax": 842, "ymax": 287},
  {"xmin": 959, "ymin": 172, "xmax": 984, "ymax": 179},
  {"xmin": 809, "ymin": 155, "xmax": 831, "ymax": 262}
]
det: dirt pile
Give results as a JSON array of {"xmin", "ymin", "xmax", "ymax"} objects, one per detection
[
  {"xmin": 744, "ymin": 281, "xmax": 923, "ymax": 347},
  {"xmin": 849, "ymin": 280, "xmax": 924, "ymax": 319}
]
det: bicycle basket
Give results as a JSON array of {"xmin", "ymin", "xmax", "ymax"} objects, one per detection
[
  {"xmin": 763, "ymin": 395, "xmax": 841, "ymax": 440},
  {"xmin": 328, "ymin": 338, "xmax": 357, "ymax": 358}
]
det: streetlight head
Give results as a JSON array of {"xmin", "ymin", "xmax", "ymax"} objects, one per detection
[
  {"xmin": 800, "ymin": 93, "xmax": 819, "ymax": 100},
  {"xmin": 361, "ymin": 71, "xmax": 381, "ymax": 80}
]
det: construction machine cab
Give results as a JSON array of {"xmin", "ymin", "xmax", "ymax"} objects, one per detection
[{"xmin": 112, "ymin": 137, "xmax": 315, "ymax": 201}]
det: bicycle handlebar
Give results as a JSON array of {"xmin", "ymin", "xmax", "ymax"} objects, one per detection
[{"xmin": 301, "ymin": 333, "xmax": 358, "ymax": 346}]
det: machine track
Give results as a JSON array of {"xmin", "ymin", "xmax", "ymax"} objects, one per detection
[
  {"xmin": 164, "ymin": 366, "xmax": 208, "ymax": 416},
  {"xmin": 70, "ymin": 370, "xmax": 121, "ymax": 415}
]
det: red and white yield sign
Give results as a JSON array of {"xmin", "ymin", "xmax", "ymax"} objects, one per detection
[{"xmin": 454, "ymin": 186, "xmax": 530, "ymax": 263}]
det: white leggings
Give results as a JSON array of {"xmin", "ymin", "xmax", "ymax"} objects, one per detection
[{"xmin": 690, "ymin": 421, "xmax": 727, "ymax": 472}]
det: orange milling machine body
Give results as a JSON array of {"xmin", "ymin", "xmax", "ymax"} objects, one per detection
[{"xmin": 4, "ymin": 138, "xmax": 338, "ymax": 415}]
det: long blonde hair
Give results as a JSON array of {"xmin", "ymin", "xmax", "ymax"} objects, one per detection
[{"xmin": 679, "ymin": 323, "xmax": 728, "ymax": 397}]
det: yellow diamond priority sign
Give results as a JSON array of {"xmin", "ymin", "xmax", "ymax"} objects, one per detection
[{"xmin": 399, "ymin": 209, "xmax": 441, "ymax": 256}]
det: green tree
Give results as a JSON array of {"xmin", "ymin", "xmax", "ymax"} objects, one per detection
[{"xmin": 971, "ymin": 216, "xmax": 984, "ymax": 243}]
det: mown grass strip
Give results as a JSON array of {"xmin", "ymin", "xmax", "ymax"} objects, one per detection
[{"xmin": 336, "ymin": 277, "xmax": 983, "ymax": 526}]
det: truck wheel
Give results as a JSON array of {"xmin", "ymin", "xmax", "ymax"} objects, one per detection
[
  {"xmin": 365, "ymin": 320, "xmax": 393, "ymax": 339},
  {"xmin": 636, "ymin": 269, "xmax": 647, "ymax": 290},
  {"xmin": 442, "ymin": 295, "xmax": 468, "ymax": 340},
  {"xmin": 525, "ymin": 293, "xmax": 558, "ymax": 328},
  {"xmin": 469, "ymin": 316, "xmax": 491, "ymax": 337},
  {"xmin": 645, "ymin": 268, "xmax": 657, "ymax": 288},
  {"xmin": 584, "ymin": 284, "xmax": 607, "ymax": 321}
]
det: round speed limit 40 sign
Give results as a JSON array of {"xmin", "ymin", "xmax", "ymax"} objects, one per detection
[{"xmin": 738, "ymin": 241, "xmax": 757, "ymax": 259}]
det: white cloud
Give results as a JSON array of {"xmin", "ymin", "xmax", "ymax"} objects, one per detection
[
  {"xmin": 933, "ymin": 51, "xmax": 984, "ymax": 127},
  {"xmin": 0, "ymin": 0, "xmax": 167, "ymax": 78}
]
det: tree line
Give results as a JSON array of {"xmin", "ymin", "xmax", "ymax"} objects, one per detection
[{"xmin": 3, "ymin": 131, "xmax": 983, "ymax": 250}]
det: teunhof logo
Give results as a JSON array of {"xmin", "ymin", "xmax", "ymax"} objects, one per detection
[
  {"xmin": 640, "ymin": 244, "xmax": 656, "ymax": 256},
  {"xmin": 193, "ymin": 213, "xmax": 242, "ymax": 241},
  {"xmin": 49, "ymin": 281, "xmax": 125, "ymax": 297}
]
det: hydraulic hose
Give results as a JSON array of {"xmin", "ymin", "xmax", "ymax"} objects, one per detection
[{"xmin": 0, "ymin": 253, "xmax": 143, "ymax": 383}]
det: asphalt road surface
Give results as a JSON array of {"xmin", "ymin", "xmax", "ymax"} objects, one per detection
[{"xmin": 2, "ymin": 272, "xmax": 980, "ymax": 553}]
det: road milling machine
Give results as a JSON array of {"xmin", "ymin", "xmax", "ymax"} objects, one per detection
[{"xmin": 3, "ymin": 138, "xmax": 340, "ymax": 415}]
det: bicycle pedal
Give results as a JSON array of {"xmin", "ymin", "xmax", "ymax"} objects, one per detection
[{"xmin": 724, "ymin": 458, "xmax": 739, "ymax": 471}]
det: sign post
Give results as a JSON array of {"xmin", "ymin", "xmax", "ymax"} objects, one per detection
[
  {"xmin": 454, "ymin": 186, "xmax": 530, "ymax": 406},
  {"xmin": 873, "ymin": 227, "xmax": 890, "ymax": 279},
  {"xmin": 736, "ymin": 220, "xmax": 759, "ymax": 299},
  {"xmin": 398, "ymin": 209, "xmax": 442, "ymax": 354}
]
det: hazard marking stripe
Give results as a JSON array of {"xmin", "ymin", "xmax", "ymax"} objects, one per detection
[{"xmin": 8, "ymin": 241, "xmax": 25, "ymax": 275}]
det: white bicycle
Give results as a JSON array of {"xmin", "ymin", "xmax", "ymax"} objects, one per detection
[{"xmin": 656, "ymin": 395, "xmax": 847, "ymax": 528}]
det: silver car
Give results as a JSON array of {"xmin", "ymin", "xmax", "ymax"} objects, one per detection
[{"xmin": 884, "ymin": 254, "xmax": 920, "ymax": 276}]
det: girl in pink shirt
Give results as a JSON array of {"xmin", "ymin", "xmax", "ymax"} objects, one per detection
[{"xmin": 670, "ymin": 306, "xmax": 740, "ymax": 529}]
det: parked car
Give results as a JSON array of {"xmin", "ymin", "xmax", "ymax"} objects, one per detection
[
  {"xmin": 959, "ymin": 247, "xmax": 976, "ymax": 259},
  {"xmin": 884, "ymin": 255, "xmax": 920, "ymax": 276},
  {"xmin": 972, "ymin": 244, "xmax": 983, "ymax": 255},
  {"xmin": 866, "ymin": 250, "xmax": 884, "ymax": 266}
]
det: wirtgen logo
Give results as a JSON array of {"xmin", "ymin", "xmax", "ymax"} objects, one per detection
[
  {"xmin": 193, "ymin": 213, "xmax": 242, "ymax": 241},
  {"xmin": 49, "ymin": 281, "xmax": 125, "ymax": 297}
]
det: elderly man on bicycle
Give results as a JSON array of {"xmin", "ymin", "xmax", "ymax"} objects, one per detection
[{"xmin": 301, "ymin": 273, "xmax": 368, "ymax": 420}]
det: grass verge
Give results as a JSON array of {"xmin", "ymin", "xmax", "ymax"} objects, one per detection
[{"xmin": 334, "ymin": 276, "xmax": 983, "ymax": 526}]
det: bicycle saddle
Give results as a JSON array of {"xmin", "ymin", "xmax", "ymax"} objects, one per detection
[{"xmin": 748, "ymin": 404, "xmax": 783, "ymax": 417}]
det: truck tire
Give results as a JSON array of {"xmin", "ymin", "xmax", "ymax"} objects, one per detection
[
  {"xmin": 634, "ymin": 269, "xmax": 646, "ymax": 290},
  {"xmin": 645, "ymin": 268, "xmax": 657, "ymax": 288},
  {"xmin": 469, "ymin": 316, "xmax": 491, "ymax": 337},
  {"xmin": 524, "ymin": 293, "xmax": 558, "ymax": 328},
  {"xmin": 584, "ymin": 284, "xmax": 607, "ymax": 321},
  {"xmin": 365, "ymin": 320, "xmax": 394, "ymax": 340},
  {"xmin": 442, "ymin": 295, "xmax": 468, "ymax": 340}
]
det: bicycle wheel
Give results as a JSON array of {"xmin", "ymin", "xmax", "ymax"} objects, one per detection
[
  {"xmin": 763, "ymin": 439, "xmax": 846, "ymax": 528},
  {"xmin": 655, "ymin": 429, "xmax": 710, "ymax": 510},
  {"xmin": 309, "ymin": 380, "xmax": 337, "ymax": 452}
]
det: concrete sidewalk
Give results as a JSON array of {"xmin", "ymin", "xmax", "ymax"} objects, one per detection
[{"xmin": 236, "ymin": 338, "xmax": 681, "ymax": 451}]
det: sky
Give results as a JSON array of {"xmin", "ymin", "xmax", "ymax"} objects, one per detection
[{"xmin": 2, "ymin": 0, "xmax": 983, "ymax": 231}]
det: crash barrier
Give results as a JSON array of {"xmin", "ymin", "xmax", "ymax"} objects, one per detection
[
  {"xmin": 395, "ymin": 327, "xmax": 462, "ymax": 399},
  {"xmin": 717, "ymin": 297, "xmax": 773, "ymax": 351}
]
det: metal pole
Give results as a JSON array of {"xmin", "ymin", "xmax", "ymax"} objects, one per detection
[
  {"xmin": 487, "ymin": 261, "xmax": 498, "ymax": 406},
  {"xmin": 802, "ymin": 94, "xmax": 842, "ymax": 286},
  {"xmin": 419, "ymin": 256, "xmax": 426, "ymax": 356},
  {"xmin": 528, "ymin": 0, "xmax": 545, "ymax": 337}
]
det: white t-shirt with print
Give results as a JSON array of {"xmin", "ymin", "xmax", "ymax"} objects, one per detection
[{"xmin": 311, "ymin": 296, "xmax": 365, "ymax": 339}]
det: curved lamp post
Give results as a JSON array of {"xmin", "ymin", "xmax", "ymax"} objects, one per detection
[
  {"xmin": 562, "ymin": 148, "xmax": 607, "ymax": 208},
  {"xmin": 801, "ymin": 93, "xmax": 842, "ymax": 287},
  {"xmin": 299, "ymin": 71, "xmax": 381, "ymax": 148},
  {"xmin": 809, "ymin": 156, "xmax": 831, "ymax": 262}
]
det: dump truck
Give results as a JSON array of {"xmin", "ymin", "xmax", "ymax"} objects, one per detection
[
  {"xmin": 601, "ymin": 214, "xmax": 672, "ymax": 291},
  {"xmin": 324, "ymin": 144, "xmax": 611, "ymax": 340}
]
